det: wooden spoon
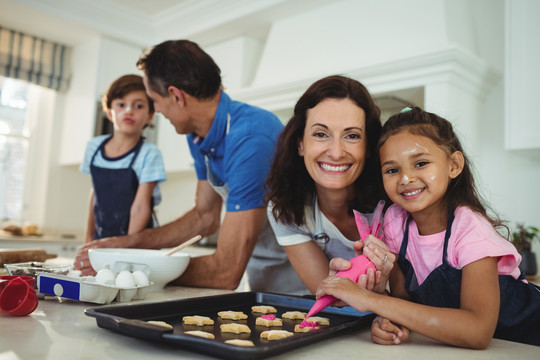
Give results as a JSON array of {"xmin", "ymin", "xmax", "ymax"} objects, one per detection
[{"xmin": 162, "ymin": 235, "xmax": 202, "ymax": 256}]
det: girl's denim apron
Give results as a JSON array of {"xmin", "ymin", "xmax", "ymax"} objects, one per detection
[{"xmin": 397, "ymin": 212, "xmax": 540, "ymax": 346}]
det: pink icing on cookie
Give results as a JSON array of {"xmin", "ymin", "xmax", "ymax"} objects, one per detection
[
  {"xmin": 299, "ymin": 320, "xmax": 319, "ymax": 329},
  {"xmin": 261, "ymin": 314, "xmax": 276, "ymax": 320}
]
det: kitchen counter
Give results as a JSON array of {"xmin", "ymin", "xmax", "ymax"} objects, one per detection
[{"xmin": 1, "ymin": 285, "xmax": 538, "ymax": 360}]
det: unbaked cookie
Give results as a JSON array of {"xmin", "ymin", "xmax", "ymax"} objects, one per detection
[
  {"xmin": 182, "ymin": 315, "xmax": 214, "ymax": 326},
  {"xmin": 251, "ymin": 305, "xmax": 277, "ymax": 314},
  {"xmin": 281, "ymin": 311, "xmax": 307, "ymax": 320},
  {"xmin": 146, "ymin": 320, "xmax": 173, "ymax": 329},
  {"xmin": 217, "ymin": 310, "xmax": 248, "ymax": 320},
  {"xmin": 224, "ymin": 339, "xmax": 255, "ymax": 347},
  {"xmin": 260, "ymin": 330, "xmax": 294, "ymax": 340},
  {"xmin": 220, "ymin": 323, "xmax": 251, "ymax": 334},
  {"xmin": 185, "ymin": 330, "xmax": 215, "ymax": 339},
  {"xmin": 306, "ymin": 316, "xmax": 330, "ymax": 325},
  {"xmin": 255, "ymin": 314, "xmax": 282, "ymax": 327},
  {"xmin": 294, "ymin": 323, "xmax": 320, "ymax": 332}
]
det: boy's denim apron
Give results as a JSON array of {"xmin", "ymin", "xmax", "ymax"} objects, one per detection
[
  {"xmin": 90, "ymin": 136, "xmax": 153, "ymax": 240},
  {"xmin": 397, "ymin": 212, "xmax": 540, "ymax": 346}
]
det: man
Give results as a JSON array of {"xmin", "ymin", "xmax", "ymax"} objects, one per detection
[{"xmin": 75, "ymin": 40, "xmax": 306, "ymax": 294}]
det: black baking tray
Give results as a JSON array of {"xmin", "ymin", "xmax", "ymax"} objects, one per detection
[{"xmin": 85, "ymin": 291, "xmax": 375, "ymax": 359}]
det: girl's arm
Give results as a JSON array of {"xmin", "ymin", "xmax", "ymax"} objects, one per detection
[
  {"xmin": 84, "ymin": 189, "xmax": 95, "ymax": 244},
  {"xmin": 283, "ymin": 241, "xmax": 330, "ymax": 294},
  {"xmin": 127, "ymin": 181, "xmax": 157, "ymax": 234},
  {"xmin": 317, "ymin": 256, "xmax": 500, "ymax": 349}
]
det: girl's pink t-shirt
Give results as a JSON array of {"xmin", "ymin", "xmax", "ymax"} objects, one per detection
[{"xmin": 383, "ymin": 205, "xmax": 522, "ymax": 285}]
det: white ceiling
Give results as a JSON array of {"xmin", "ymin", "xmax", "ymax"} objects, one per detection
[{"xmin": 0, "ymin": 0, "xmax": 332, "ymax": 48}]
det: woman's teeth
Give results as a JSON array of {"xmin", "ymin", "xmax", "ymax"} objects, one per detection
[{"xmin": 319, "ymin": 163, "xmax": 351, "ymax": 172}]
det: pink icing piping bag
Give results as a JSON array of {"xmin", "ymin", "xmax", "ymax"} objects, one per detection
[
  {"xmin": 370, "ymin": 200, "xmax": 385, "ymax": 237},
  {"xmin": 303, "ymin": 200, "xmax": 385, "ymax": 321},
  {"xmin": 304, "ymin": 255, "xmax": 376, "ymax": 320},
  {"xmin": 353, "ymin": 210, "xmax": 370, "ymax": 241}
]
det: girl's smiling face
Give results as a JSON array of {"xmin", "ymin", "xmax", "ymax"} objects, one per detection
[
  {"xmin": 298, "ymin": 98, "xmax": 367, "ymax": 193},
  {"xmin": 379, "ymin": 131, "xmax": 463, "ymax": 220}
]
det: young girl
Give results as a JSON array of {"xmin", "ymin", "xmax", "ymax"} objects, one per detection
[
  {"xmin": 316, "ymin": 107, "xmax": 540, "ymax": 348},
  {"xmin": 80, "ymin": 74, "xmax": 166, "ymax": 242}
]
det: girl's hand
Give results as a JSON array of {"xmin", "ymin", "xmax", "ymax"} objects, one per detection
[
  {"xmin": 355, "ymin": 235, "xmax": 396, "ymax": 294},
  {"xmin": 327, "ymin": 257, "xmax": 377, "ymax": 306},
  {"xmin": 371, "ymin": 316, "xmax": 409, "ymax": 345},
  {"xmin": 316, "ymin": 276, "xmax": 372, "ymax": 313}
]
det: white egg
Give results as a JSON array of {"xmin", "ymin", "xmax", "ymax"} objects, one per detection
[
  {"xmin": 115, "ymin": 270, "xmax": 136, "ymax": 288},
  {"xmin": 95, "ymin": 268, "xmax": 115, "ymax": 284},
  {"xmin": 132, "ymin": 270, "xmax": 149, "ymax": 286}
]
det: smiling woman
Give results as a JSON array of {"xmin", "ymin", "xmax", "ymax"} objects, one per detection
[{"xmin": 265, "ymin": 75, "xmax": 392, "ymax": 295}]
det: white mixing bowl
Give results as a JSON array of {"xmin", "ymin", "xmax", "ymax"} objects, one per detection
[{"xmin": 88, "ymin": 248, "xmax": 190, "ymax": 291}]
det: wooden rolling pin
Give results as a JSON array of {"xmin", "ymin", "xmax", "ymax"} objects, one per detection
[{"xmin": 0, "ymin": 249, "xmax": 57, "ymax": 266}]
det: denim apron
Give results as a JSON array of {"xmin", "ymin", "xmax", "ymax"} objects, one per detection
[
  {"xmin": 90, "ymin": 136, "xmax": 153, "ymax": 240},
  {"xmin": 398, "ymin": 212, "xmax": 540, "ymax": 346},
  {"xmin": 204, "ymin": 114, "xmax": 307, "ymax": 295}
]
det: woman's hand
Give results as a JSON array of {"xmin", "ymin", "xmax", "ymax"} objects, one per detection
[
  {"xmin": 355, "ymin": 235, "xmax": 396, "ymax": 294},
  {"xmin": 371, "ymin": 316, "xmax": 409, "ymax": 345}
]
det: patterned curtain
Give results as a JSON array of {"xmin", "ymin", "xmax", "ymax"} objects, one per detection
[{"xmin": 0, "ymin": 26, "xmax": 72, "ymax": 92}]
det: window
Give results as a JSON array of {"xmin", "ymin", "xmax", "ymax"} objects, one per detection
[{"xmin": 0, "ymin": 76, "xmax": 30, "ymax": 221}]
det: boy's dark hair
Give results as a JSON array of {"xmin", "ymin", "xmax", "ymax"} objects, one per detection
[
  {"xmin": 266, "ymin": 75, "xmax": 386, "ymax": 226},
  {"xmin": 136, "ymin": 40, "xmax": 221, "ymax": 100},
  {"xmin": 378, "ymin": 106, "xmax": 505, "ymax": 231},
  {"xmin": 102, "ymin": 74, "xmax": 154, "ymax": 114}
]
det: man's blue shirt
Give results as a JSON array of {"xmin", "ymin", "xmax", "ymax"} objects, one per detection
[{"xmin": 187, "ymin": 91, "xmax": 283, "ymax": 212}]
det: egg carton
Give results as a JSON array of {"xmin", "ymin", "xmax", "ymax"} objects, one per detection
[{"xmin": 37, "ymin": 273, "xmax": 152, "ymax": 304}]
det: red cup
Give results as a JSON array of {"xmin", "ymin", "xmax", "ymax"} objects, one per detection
[
  {"xmin": 0, "ymin": 277, "xmax": 39, "ymax": 316},
  {"xmin": 0, "ymin": 276, "xmax": 35, "ymax": 293}
]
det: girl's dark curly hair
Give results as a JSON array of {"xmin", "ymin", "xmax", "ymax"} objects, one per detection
[
  {"xmin": 378, "ymin": 107, "xmax": 505, "ymax": 230},
  {"xmin": 266, "ymin": 75, "xmax": 386, "ymax": 226}
]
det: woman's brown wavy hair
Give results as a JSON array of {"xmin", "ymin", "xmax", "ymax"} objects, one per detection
[{"xmin": 266, "ymin": 75, "xmax": 386, "ymax": 226}]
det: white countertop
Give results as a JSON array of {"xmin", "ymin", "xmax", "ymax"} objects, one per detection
[{"xmin": 1, "ymin": 284, "xmax": 538, "ymax": 360}]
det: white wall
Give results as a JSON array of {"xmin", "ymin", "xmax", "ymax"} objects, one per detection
[{"xmin": 36, "ymin": 0, "xmax": 539, "ymax": 265}]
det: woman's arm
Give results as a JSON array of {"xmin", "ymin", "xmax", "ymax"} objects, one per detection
[
  {"xmin": 283, "ymin": 241, "xmax": 330, "ymax": 294},
  {"xmin": 128, "ymin": 181, "xmax": 157, "ymax": 234},
  {"xmin": 318, "ymin": 256, "xmax": 500, "ymax": 349},
  {"xmin": 84, "ymin": 189, "xmax": 95, "ymax": 244}
]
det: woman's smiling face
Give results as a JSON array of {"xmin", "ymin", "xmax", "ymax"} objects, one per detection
[{"xmin": 298, "ymin": 98, "xmax": 367, "ymax": 193}]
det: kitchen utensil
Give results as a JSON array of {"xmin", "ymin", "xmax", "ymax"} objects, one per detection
[
  {"xmin": 302, "ymin": 200, "xmax": 386, "ymax": 321},
  {"xmin": 4, "ymin": 262, "xmax": 73, "ymax": 289},
  {"xmin": 162, "ymin": 235, "xmax": 202, "ymax": 256},
  {"xmin": 0, "ymin": 276, "xmax": 39, "ymax": 316},
  {"xmin": 0, "ymin": 275, "xmax": 34, "ymax": 293},
  {"xmin": 85, "ymin": 291, "xmax": 375, "ymax": 360},
  {"xmin": 0, "ymin": 249, "xmax": 57, "ymax": 266}
]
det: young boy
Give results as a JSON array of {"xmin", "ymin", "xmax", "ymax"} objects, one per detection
[{"xmin": 80, "ymin": 74, "xmax": 166, "ymax": 242}]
